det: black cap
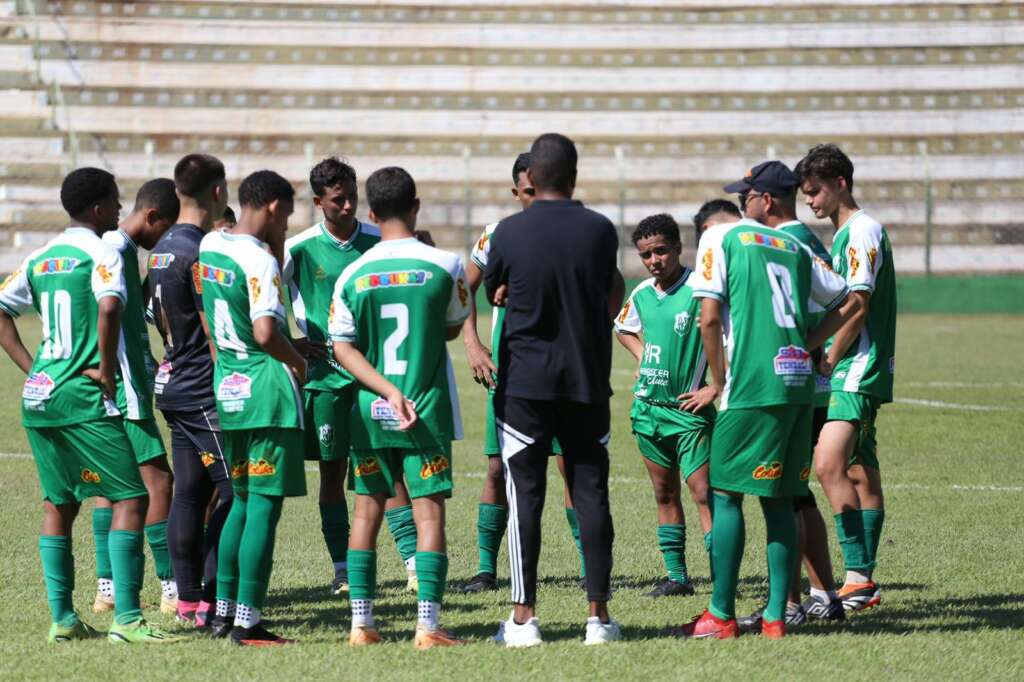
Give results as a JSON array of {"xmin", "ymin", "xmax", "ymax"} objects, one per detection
[{"xmin": 723, "ymin": 161, "xmax": 800, "ymax": 195}]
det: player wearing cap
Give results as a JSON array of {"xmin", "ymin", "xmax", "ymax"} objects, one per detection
[{"xmin": 795, "ymin": 144, "xmax": 897, "ymax": 613}]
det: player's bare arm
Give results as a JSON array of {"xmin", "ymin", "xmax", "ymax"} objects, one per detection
[
  {"xmin": 332, "ymin": 341, "xmax": 417, "ymax": 431},
  {"xmin": 197, "ymin": 309, "xmax": 218, "ymax": 362},
  {"xmin": 252, "ymin": 316, "xmax": 307, "ymax": 384},
  {"xmin": 816, "ymin": 291, "xmax": 869, "ymax": 371},
  {"xmin": 680, "ymin": 297, "xmax": 724, "ymax": 413},
  {"xmin": 462, "ymin": 260, "xmax": 497, "ymax": 387},
  {"xmin": 0, "ymin": 311, "xmax": 33, "ymax": 374},
  {"xmin": 447, "ymin": 323, "xmax": 464, "ymax": 342}
]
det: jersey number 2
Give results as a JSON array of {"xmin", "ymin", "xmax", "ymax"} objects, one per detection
[
  {"xmin": 381, "ymin": 303, "xmax": 408, "ymax": 375},
  {"xmin": 766, "ymin": 263, "xmax": 797, "ymax": 328}
]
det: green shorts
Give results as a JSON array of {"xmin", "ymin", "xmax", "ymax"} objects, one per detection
[
  {"xmin": 710, "ymin": 405, "xmax": 813, "ymax": 498},
  {"xmin": 302, "ymin": 388, "xmax": 352, "ymax": 462},
  {"xmin": 827, "ymin": 391, "xmax": 881, "ymax": 470},
  {"xmin": 484, "ymin": 391, "xmax": 562, "ymax": 457},
  {"xmin": 224, "ymin": 427, "xmax": 307, "ymax": 497},
  {"xmin": 631, "ymin": 400, "xmax": 713, "ymax": 480},
  {"xmin": 26, "ymin": 417, "xmax": 147, "ymax": 505},
  {"xmin": 350, "ymin": 444, "xmax": 453, "ymax": 500},
  {"xmin": 124, "ymin": 417, "xmax": 166, "ymax": 464}
]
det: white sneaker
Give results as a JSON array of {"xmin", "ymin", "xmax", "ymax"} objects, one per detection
[
  {"xmin": 584, "ymin": 617, "xmax": 621, "ymax": 645},
  {"xmin": 493, "ymin": 613, "xmax": 543, "ymax": 648}
]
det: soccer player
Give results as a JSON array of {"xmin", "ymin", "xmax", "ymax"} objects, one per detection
[
  {"xmin": 678, "ymin": 212, "xmax": 857, "ymax": 640},
  {"xmin": 462, "ymin": 152, "xmax": 586, "ymax": 594},
  {"xmin": 795, "ymin": 144, "xmax": 897, "ymax": 612},
  {"xmin": 614, "ymin": 214, "xmax": 713, "ymax": 597},
  {"xmin": 91, "ymin": 179, "xmax": 181, "ymax": 618},
  {"xmin": 215, "ymin": 205, "xmax": 237, "ymax": 230},
  {"xmin": 329, "ymin": 167, "xmax": 470, "ymax": 649},
  {"xmin": 200, "ymin": 170, "xmax": 307, "ymax": 646},
  {"xmin": 0, "ymin": 168, "xmax": 175, "ymax": 643},
  {"xmin": 284, "ymin": 157, "xmax": 420, "ymax": 596},
  {"xmin": 149, "ymin": 154, "xmax": 234, "ymax": 627},
  {"xmin": 692, "ymin": 199, "xmax": 741, "ymax": 238},
  {"xmin": 725, "ymin": 161, "xmax": 845, "ymax": 626}
]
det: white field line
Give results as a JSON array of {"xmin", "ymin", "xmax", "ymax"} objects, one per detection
[
  {"xmin": 900, "ymin": 381, "xmax": 1024, "ymax": 389},
  {"xmin": 893, "ymin": 397, "xmax": 1010, "ymax": 411}
]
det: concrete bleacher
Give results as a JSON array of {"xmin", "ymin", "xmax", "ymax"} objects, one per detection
[{"xmin": 0, "ymin": 0, "xmax": 1022, "ymax": 276}]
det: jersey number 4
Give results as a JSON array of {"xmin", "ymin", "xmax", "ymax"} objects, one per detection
[
  {"xmin": 213, "ymin": 298, "xmax": 249, "ymax": 359},
  {"xmin": 381, "ymin": 303, "xmax": 408, "ymax": 376}
]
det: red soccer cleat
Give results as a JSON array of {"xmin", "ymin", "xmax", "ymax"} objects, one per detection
[{"xmin": 675, "ymin": 610, "xmax": 740, "ymax": 640}]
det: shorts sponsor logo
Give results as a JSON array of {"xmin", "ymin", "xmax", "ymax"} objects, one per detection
[
  {"xmin": 354, "ymin": 456, "xmax": 381, "ymax": 477},
  {"xmin": 217, "ymin": 372, "xmax": 253, "ymax": 401},
  {"xmin": 420, "ymin": 455, "xmax": 450, "ymax": 480},
  {"xmin": 753, "ymin": 461, "xmax": 783, "ymax": 480},
  {"xmin": 248, "ymin": 276, "xmax": 261, "ymax": 303},
  {"xmin": 800, "ymin": 466, "xmax": 811, "ymax": 481},
  {"xmin": 249, "ymin": 459, "xmax": 276, "ymax": 476},
  {"xmin": 847, "ymin": 246, "xmax": 860, "ymax": 277},
  {"xmin": 773, "ymin": 345, "xmax": 812, "ymax": 386},
  {"xmin": 22, "ymin": 372, "xmax": 55, "ymax": 401},
  {"xmin": 230, "ymin": 460, "xmax": 247, "ymax": 479},
  {"xmin": 701, "ymin": 249, "xmax": 713, "ymax": 280},
  {"xmin": 148, "ymin": 253, "xmax": 175, "ymax": 269},
  {"xmin": 94, "ymin": 264, "xmax": 113, "ymax": 284},
  {"xmin": 318, "ymin": 424, "xmax": 334, "ymax": 447},
  {"xmin": 34, "ymin": 257, "xmax": 80, "ymax": 276},
  {"xmin": 81, "ymin": 468, "xmax": 101, "ymax": 483},
  {"xmin": 738, "ymin": 232, "xmax": 798, "ymax": 253},
  {"xmin": 199, "ymin": 451, "xmax": 216, "ymax": 467},
  {"xmin": 355, "ymin": 270, "xmax": 432, "ymax": 292},
  {"xmin": 674, "ymin": 311, "xmax": 692, "ymax": 335},
  {"xmin": 200, "ymin": 264, "xmax": 235, "ymax": 287}
]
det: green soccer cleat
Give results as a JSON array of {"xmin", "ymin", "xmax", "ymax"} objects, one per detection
[
  {"xmin": 108, "ymin": 619, "xmax": 181, "ymax": 644},
  {"xmin": 48, "ymin": 620, "xmax": 102, "ymax": 643}
]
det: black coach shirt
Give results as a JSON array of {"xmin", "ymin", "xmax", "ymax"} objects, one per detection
[
  {"xmin": 484, "ymin": 199, "xmax": 618, "ymax": 404},
  {"xmin": 148, "ymin": 223, "xmax": 216, "ymax": 411}
]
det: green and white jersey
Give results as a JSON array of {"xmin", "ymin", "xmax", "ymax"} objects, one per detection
[
  {"xmin": 470, "ymin": 222, "xmax": 503, "ymax": 362},
  {"xmin": 614, "ymin": 269, "xmax": 712, "ymax": 412},
  {"xmin": 777, "ymin": 220, "xmax": 832, "ymax": 408},
  {"xmin": 0, "ymin": 227, "xmax": 126, "ymax": 427},
  {"xmin": 103, "ymin": 229, "xmax": 157, "ymax": 420},
  {"xmin": 829, "ymin": 211, "xmax": 897, "ymax": 403},
  {"xmin": 199, "ymin": 230, "xmax": 302, "ymax": 431},
  {"xmin": 692, "ymin": 219, "xmax": 848, "ymax": 410},
  {"xmin": 283, "ymin": 220, "xmax": 380, "ymax": 392},
  {"xmin": 328, "ymin": 237, "xmax": 471, "ymax": 450}
]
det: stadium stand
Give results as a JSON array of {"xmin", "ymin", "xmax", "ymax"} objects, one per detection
[{"xmin": 1, "ymin": 0, "xmax": 1022, "ymax": 275}]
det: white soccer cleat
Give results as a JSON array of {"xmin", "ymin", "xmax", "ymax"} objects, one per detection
[
  {"xmin": 584, "ymin": 617, "xmax": 621, "ymax": 646},
  {"xmin": 493, "ymin": 613, "xmax": 543, "ymax": 648}
]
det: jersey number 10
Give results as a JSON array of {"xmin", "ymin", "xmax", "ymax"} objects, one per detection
[{"xmin": 40, "ymin": 290, "xmax": 73, "ymax": 360}]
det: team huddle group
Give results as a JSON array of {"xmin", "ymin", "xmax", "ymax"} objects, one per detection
[{"xmin": 0, "ymin": 131, "xmax": 896, "ymax": 649}]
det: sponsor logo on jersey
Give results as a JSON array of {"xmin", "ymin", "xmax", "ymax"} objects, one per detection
[
  {"xmin": 753, "ymin": 461, "xmax": 783, "ymax": 480},
  {"xmin": 738, "ymin": 232, "xmax": 798, "ymax": 253},
  {"xmin": 81, "ymin": 468, "xmax": 102, "ymax": 484},
  {"xmin": 354, "ymin": 456, "xmax": 381, "ymax": 477},
  {"xmin": 191, "ymin": 262, "xmax": 203, "ymax": 294},
  {"xmin": 318, "ymin": 424, "xmax": 334, "ymax": 447},
  {"xmin": 800, "ymin": 466, "xmax": 811, "ymax": 481},
  {"xmin": 33, "ymin": 257, "xmax": 79, "ymax": 276},
  {"xmin": 354, "ymin": 270, "xmax": 432, "ymax": 292},
  {"xmin": 456, "ymin": 277, "xmax": 469, "ymax": 307},
  {"xmin": 200, "ymin": 264, "xmax": 235, "ymax": 287},
  {"xmin": 217, "ymin": 372, "xmax": 253, "ymax": 401},
  {"xmin": 0, "ymin": 267, "xmax": 22, "ymax": 291},
  {"xmin": 273, "ymin": 273, "xmax": 285, "ymax": 304},
  {"xmin": 701, "ymin": 249, "xmax": 713, "ymax": 280},
  {"xmin": 617, "ymin": 299, "xmax": 631, "ymax": 323},
  {"xmin": 231, "ymin": 460, "xmax": 247, "ymax": 479},
  {"xmin": 868, "ymin": 247, "xmax": 878, "ymax": 273},
  {"xmin": 95, "ymin": 263, "xmax": 113, "ymax": 284},
  {"xmin": 248, "ymin": 277, "xmax": 262, "ymax": 303},
  {"xmin": 847, "ymin": 247, "xmax": 860, "ymax": 277},
  {"xmin": 22, "ymin": 372, "xmax": 55, "ymax": 401},
  {"xmin": 476, "ymin": 232, "xmax": 490, "ymax": 253},
  {"xmin": 773, "ymin": 345, "xmax": 813, "ymax": 381},
  {"xmin": 674, "ymin": 311, "xmax": 692, "ymax": 335},
  {"xmin": 249, "ymin": 459, "xmax": 276, "ymax": 476},
  {"xmin": 420, "ymin": 455, "xmax": 450, "ymax": 480},
  {"xmin": 148, "ymin": 253, "xmax": 175, "ymax": 269},
  {"xmin": 199, "ymin": 451, "xmax": 216, "ymax": 467}
]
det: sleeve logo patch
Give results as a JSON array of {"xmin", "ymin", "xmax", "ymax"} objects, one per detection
[
  {"xmin": 867, "ymin": 247, "xmax": 878, "ymax": 272},
  {"xmin": 617, "ymin": 299, "xmax": 631, "ymax": 323},
  {"xmin": 701, "ymin": 249, "xmax": 714, "ymax": 280},
  {"xmin": 95, "ymin": 263, "xmax": 113, "ymax": 284},
  {"xmin": 248, "ymin": 277, "xmax": 261, "ymax": 303},
  {"xmin": 33, "ymin": 257, "xmax": 79, "ymax": 275},
  {"xmin": 847, "ymin": 247, "xmax": 860, "ymax": 277},
  {"xmin": 456, "ymin": 277, "xmax": 469, "ymax": 307},
  {"xmin": 191, "ymin": 262, "xmax": 203, "ymax": 294}
]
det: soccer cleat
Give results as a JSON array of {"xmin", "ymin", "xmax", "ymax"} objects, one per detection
[
  {"xmin": 92, "ymin": 592, "xmax": 115, "ymax": 613},
  {"xmin": 160, "ymin": 595, "xmax": 178, "ymax": 616},
  {"xmin": 838, "ymin": 581, "xmax": 881, "ymax": 613},
  {"xmin": 738, "ymin": 603, "xmax": 806, "ymax": 633},
  {"xmin": 761, "ymin": 619, "xmax": 786, "ymax": 640},
  {"xmin": 207, "ymin": 614, "xmax": 233, "ymax": 639},
  {"xmin": 349, "ymin": 626, "xmax": 383, "ymax": 647},
  {"xmin": 493, "ymin": 614, "xmax": 543, "ymax": 648},
  {"xmin": 230, "ymin": 624, "xmax": 295, "ymax": 647},
  {"xmin": 108, "ymin": 619, "xmax": 180, "ymax": 644},
  {"xmin": 48, "ymin": 620, "xmax": 102, "ymax": 643},
  {"xmin": 414, "ymin": 626, "xmax": 465, "ymax": 649},
  {"xmin": 406, "ymin": 573, "xmax": 419, "ymax": 594},
  {"xmin": 332, "ymin": 572, "xmax": 349, "ymax": 596},
  {"xmin": 673, "ymin": 610, "xmax": 740, "ymax": 640},
  {"xmin": 801, "ymin": 594, "xmax": 846, "ymax": 621},
  {"xmin": 584, "ymin": 618, "xmax": 622, "ymax": 645},
  {"xmin": 737, "ymin": 608, "xmax": 764, "ymax": 634},
  {"xmin": 644, "ymin": 578, "xmax": 695, "ymax": 598},
  {"xmin": 462, "ymin": 572, "xmax": 498, "ymax": 594}
]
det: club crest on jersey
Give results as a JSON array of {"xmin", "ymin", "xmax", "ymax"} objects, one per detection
[
  {"xmin": 674, "ymin": 312, "xmax": 692, "ymax": 335},
  {"xmin": 774, "ymin": 345, "xmax": 812, "ymax": 385},
  {"xmin": 354, "ymin": 456, "xmax": 381, "ymax": 477},
  {"xmin": 22, "ymin": 372, "xmax": 55, "ymax": 401},
  {"xmin": 200, "ymin": 264, "xmax": 235, "ymax": 287},
  {"xmin": 420, "ymin": 455, "xmax": 450, "ymax": 480},
  {"xmin": 753, "ymin": 461, "xmax": 783, "ymax": 480},
  {"xmin": 148, "ymin": 253, "xmax": 175, "ymax": 269},
  {"xmin": 81, "ymin": 468, "xmax": 102, "ymax": 484},
  {"xmin": 847, "ymin": 247, "xmax": 860, "ymax": 277},
  {"xmin": 249, "ymin": 459, "xmax": 276, "ymax": 476},
  {"xmin": 701, "ymin": 249, "xmax": 713, "ymax": 280},
  {"xmin": 738, "ymin": 232, "xmax": 798, "ymax": 253},
  {"xmin": 355, "ymin": 270, "xmax": 432, "ymax": 292},
  {"xmin": 318, "ymin": 424, "xmax": 334, "ymax": 447},
  {"xmin": 199, "ymin": 451, "xmax": 217, "ymax": 467},
  {"xmin": 33, "ymin": 257, "xmax": 79, "ymax": 275}
]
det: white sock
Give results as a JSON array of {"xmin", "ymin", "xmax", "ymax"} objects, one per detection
[
  {"xmin": 587, "ymin": 616, "xmax": 610, "ymax": 626},
  {"xmin": 417, "ymin": 600, "xmax": 440, "ymax": 631},
  {"xmin": 161, "ymin": 579, "xmax": 178, "ymax": 600},
  {"xmin": 333, "ymin": 561, "xmax": 348, "ymax": 573},
  {"xmin": 215, "ymin": 599, "xmax": 236, "ymax": 619},
  {"xmin": 404, "ymin": 556, "xmax": 416, "ymax": 574},
  {"xmin": 845, "ymin": 570, "xmax": 871, "ymax": 584},
  {"xmin": 97, "ymin": 578, "xmax": 114, "ymax": 598},
  {"xmin": 810, "ymin": 587, "xmax": 838, "ymax": 603},
  {"xmin": 352, "ymin": 598, "xmax": 374, "ymax": 628},
  {"xmin": 234, "ymin": 603, "xmax": 260, "ymax": 629}
]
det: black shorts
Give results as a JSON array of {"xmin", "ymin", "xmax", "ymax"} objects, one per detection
[{"xmin": 161, "ymin": 405, "xmax": 230, "ymax": 486}]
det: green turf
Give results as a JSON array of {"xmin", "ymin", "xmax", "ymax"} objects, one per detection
[{"xmin": 0, "ymin": 314, "xmax": 1022, "ymax": 679}]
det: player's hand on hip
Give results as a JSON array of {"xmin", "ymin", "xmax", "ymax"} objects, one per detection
[
  {"xmin": 677, "ymin": 385, "xmax": 720, "ymax": 413},
  {"xmin": 817, "ymin": 357, "xmax": 834, "ymax": 378},
  {"xmin": 493, "ymin": 284, "xmax": 508, "ymax": 307},
  {"xmin": 294, "ymin": 337, "xmax": 328, "ymax": 362},
  {"xmin": 386, "ymin": 390, "xmax": 418, "ymax": 431},
  {"xmin": 292, "ymin": 359, "xmax": 308, "ymax": 385},
  {"xmin": 466, "ymin": 342, "xmax": 497, "ymax": 389},
  {"xmin": 82, "ymin": 367, "xmax": 116, "ymax": 400}
]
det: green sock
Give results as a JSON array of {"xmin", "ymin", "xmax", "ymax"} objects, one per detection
[
  {"xmin": 704, "ymin": 531, "xmax": 713, "ymax": 580},
  {"xmin": 656, "ymin": 524, "xmax": 688, "ymax": 583},
  {"xmin": 476, "ymin": 503, "xmax": 507, "ymax": 575},
  {"xmin": 216, "ymin": 495, "xmax": 247, "ymax": 603},
  {"xmin": 861, "ymin": 508, "xmax": 885, "ymax": 574},
  {"xmin": 760, "ymin": 497, "xmax": 798, "ymax": 623},
  {"xmin": 565, "ymin": 507, "xmax": 586, "ymax": 578},
  {"xmin": 834, "ymin": 509, "xmax": 870, "ymax": 574},
  {"xmin": 144, "ymin": 520, "xmax": 173, "ymax": 581},
  {"xmin": 108, "ymin": 530, "xmax": 144, "ymax": 625},
  {"xmin": 709, "ymin": 492, "xmax": 745, "ymax": 621},
  {"xmin": 415, "ymin": 551, "xmax": 448, "ymax": 603},
  {"xmin": 237, "ymin": 494, "xmax": 283, "ymax": 610},
  {"xmin": 385, "ymin": 505, "xmax": 417, "ymax": 563},
  {"xmin": 319, "ymin": 501, "xmax": 350, "ymax": 565},
  {"xmin": 39, "ymin": 535, "xmax": 77, "ymax": 626},
  {"xmin": 92, "ymin": 507, "xmax": 113, "ymax": 580},
  {"xmin": 347, "ymin": 549, "xmax": 377, "ymax": 601}
]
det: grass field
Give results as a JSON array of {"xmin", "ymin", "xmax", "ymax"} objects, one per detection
[{"xmin": 0, "ymin": 314, "xmax": 1022, "ymax": 680}]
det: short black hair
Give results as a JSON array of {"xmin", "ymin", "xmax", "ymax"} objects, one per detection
[
  {"xmin": 173, "ymin": 153, "xmax": 226, "ymax": 198},
  {"xmin": 133, "ymin": 178, "xmax": 179, "ymax": 222},
  {"xmin": 632, "ymin": 213, "xmax": 680, "ymax": 247},
  {"xmin": 60, "ymin": 167, "xmax": 117, "ymax": 217},
  {"xmin": 794, "ymin": 143, "xmax": 855, "ymax": 190},
  {"xmin": 365, "ymin": 167, "xmax": 417, "ymax": 221},
  {"xmin": 512, "ymin": 152, "xmax": 531, "ymax": 183},
  {"xmin": 238, "ymin": 170, "xmax": 295, "ymax": 209},
  {"xmin": 220, "ymin": 205, "xmax": 236, "ymax": 224},
  {"xmin": 310, "ymin": 156, "xmax": 357, "ymax": 197},
  {"xmin": 692, "ymin": 199, "xmax": 741, "ymax": 243},
  {"xmin": 529, "ymin": 133, "xmax": 577, "ymax": 193}
]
